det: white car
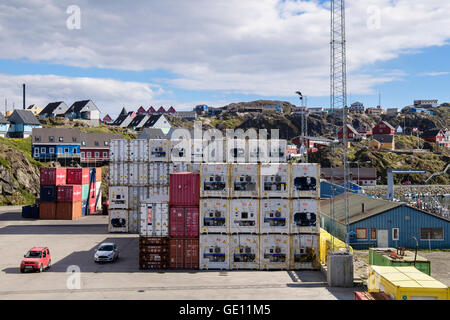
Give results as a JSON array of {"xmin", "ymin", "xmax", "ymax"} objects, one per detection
[{"xmin": 94, "ymin": 243, "xmax": 119, "ymax": 263}]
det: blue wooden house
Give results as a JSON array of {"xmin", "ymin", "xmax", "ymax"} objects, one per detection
[
  {"xmin": 7, "ymin": 110, "xmax": 41, "ymax": 138},
  {"xmin": 0, "ymin": 113, "xmax": 9, "ymax": 138},
  {"xmin": 32, "ymin": 128, "xmax": 81, "ymax": 161},
  {"xmin": 320, "ymin": 193, "xmax": 450, "ymax": 249}
]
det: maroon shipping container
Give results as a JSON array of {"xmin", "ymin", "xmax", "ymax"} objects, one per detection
[
  {"xmin": 40, "ymin": 168, "xmax": 67, "ymax": 186},
  {"xmin": 169, "ymin": 239, "xmax": 199, "ymax": 269},
  {"xmin": 169, "ymin": 173, "xmax": 200, "ymax": 207},
  {"xmin": 139, "ymin": 237, "xmax": 169, "ymax": 246},
  {"xmin": 139, "ymin": 260, "xmax": 168, "ymax": 270},
  {"xmin": 57, "ymin": 185, "xmax": 83, "ymax": 202},
  {"xmin": 169, "ymin": 207, "xmax": 199, "ymax": 238},
  {"xmin": 39, "ymin": 202, "xmax": 56, "ymax": 220},
  {"xmin": 66, "ymin": 168, "xmax": 90, "ymax": 185},
  {"xmin": 56, "ymin": 201, "xmax": 82, "ymax": 220}
]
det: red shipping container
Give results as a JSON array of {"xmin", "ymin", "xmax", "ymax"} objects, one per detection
[
  {"xmin": 169, "ymin": 239, "xmax": 199, "ymax": 269},
  {"xmin": 56, "ymin": 201, "xmax": 82, "ymax": 220},
  {"xmin": 57, "ymin": 185, "xmax": 83, "ymax": 202},
  {"xmin": 66, "ymin": 168, "xmax": 90, "ymax": 185},
  {"xmin": 40, "ymin": 168, "xmax": 67, "ymax": 186},
  {"xmin": 39, "ymin": 202, "xmax": 56, "ymax": 220},
  {"xmin": 89, "ymin": 201, "xmax": 96, "ymax": 214},
  {"xmin": 169, "ymin": 173, "xmax": 200, "ymax": 207},
  {"xmin": 169, "ymin": 207, "xmax": 199, "ymax": 238}
]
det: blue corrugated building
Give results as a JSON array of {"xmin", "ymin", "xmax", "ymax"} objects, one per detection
[{"xmin": 320, "ymin": 193, "xmax": 450, "ymax": 249}]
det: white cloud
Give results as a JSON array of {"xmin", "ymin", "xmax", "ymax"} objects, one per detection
[
  {"xmin": 0, "ymin": 0, "xmax": 449, "ymax": 100},
  {"xmin": 418, "ymin": 72, "xmax": 450, "ymax": 77},
  {"xmin": 0, "ymin": 73, "xmax": 162, "ymax": 117}
]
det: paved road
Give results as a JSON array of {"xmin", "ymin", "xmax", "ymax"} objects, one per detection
[{"xmin": 0, "ymin": 206, "xmax": 357, "ymax": 300}]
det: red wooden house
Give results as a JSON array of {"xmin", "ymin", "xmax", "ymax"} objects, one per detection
[
  {"xmin": 157, "ymin": 106, "xmax": 166, "ymax": 114},
  {"xmin": 102, "ymin": 114, "xmax": 113, "ymax": 124},
  {"xmin": 337, "ymin": 124, "xmax": 360, "ymax": 141},
  {"xmin": 80, "ymin": 132, "xmax": 122, "ymax": 164},
  {"xmin": 147, "ymin": 106, "xmax": 156, "ymax": 114},
  {"xmin": 167, "ymin": 106, "xmax": 176, "ymax": 114},
  {"xmin": 421, "ymin": 129, "xmax": 445, "ymax": 144},
  {"xmin": 372, "ymin": 121, "xmax": 395, "ymax": 135},
  {"xmin": 137, "ymin": 106, "xmax": 147, "ymax": 114}
]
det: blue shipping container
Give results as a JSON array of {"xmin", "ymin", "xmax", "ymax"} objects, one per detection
[
  {"xmin": 40, "ymin": 186, "xmax": 57, "ymax": 202},
  {"xmin": 82, "ymin": 200, "xmax": 88, "ymax": 216}
]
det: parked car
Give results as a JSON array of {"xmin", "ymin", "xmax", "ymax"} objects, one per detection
[
  {"xmin": 20, "ymin": 247, "xmax": 51, "ymax": 273},
  {"xmin": 94, "ymin": 242, "xmax": 119, "ymax": 263},
  {"xmin": 402, "ymin": 181, "xmax": 412, "ymax": 185}
]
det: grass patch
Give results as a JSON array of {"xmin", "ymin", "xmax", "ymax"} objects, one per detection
[{"xmin": 0, "ymin": 157, "xmax": 10, "ymax": 168}]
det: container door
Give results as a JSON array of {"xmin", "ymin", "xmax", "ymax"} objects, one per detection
[{"xmin": 377, "ymin": 230, "xmax": 388, "ymax": 248}]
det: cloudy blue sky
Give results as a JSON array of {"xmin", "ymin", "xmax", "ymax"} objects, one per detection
[{"xmin": 0, "ymin": 0, "xmax": 450, "ymax": 117}]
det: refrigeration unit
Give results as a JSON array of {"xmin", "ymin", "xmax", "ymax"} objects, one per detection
[
  {"xmin": 268, "ymin": 139, "xmax": 287, "ymax": 163},
  {"xmin": 259, "ymin": 199, "xmax": 289, "ymax": 234},
  {"xmin": 231, "ymin": 163, "xmax": 259, "ymax": 198},
  {"xmin": 148, "ymin": 139, "xmax": 169, "ymax": 162},
  {"xmin": 200, "ymin": 198, "xmax": 229, "ymax": 234},
  {"xmin": 230, "ymin": 234, "xmax": 259, "ymax": 270},
  {"xmin": 200, "ymin": 163, "xmax": 230, "ymax": 198},
  {"xmin": 247, "ymin": 139, "xmax": 268, "ymax": 163},
  {"xmin": 290, "ymin": 199, "xmax": 320, "ymax": 234},
  {"xmin": 290, "ymin": 234, "xmax": 319, "ymax": 270},
  {"xmin": 109, "ymin": 186, "xmax": 129, "ymax": 209},
  {"xmin": 200, "ymin": 234, "xmax": 230, "ymax": 270},
  {"xmin": 260, "ymin": 235, "xmax": 290, "ymax": 270},
  {"xmin": 229, "ymin": 199, "xmax": 259, "ymax": 234},
  {"xmin": 260, "ymin": 163, "xmax": 289, "ymax": 198},
  {"xmin": 109, "ymin": 210, "xmax": 128, "ymax": 233},
  {"xmin": 290, "ymin": 164, "xmax": 320, "ymax": 198}
]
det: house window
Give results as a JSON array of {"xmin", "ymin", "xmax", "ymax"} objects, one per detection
[
  {"xmin": 49, "ymin": 136, "xmax": 54, "ymax": 142},
  {"xmin": 64, "ymin": 148, "xmax": 69, "ymax": 153},
  {"xmin": 103, "ymin": 152, "xmax": 108, "ymax": 157},
  {"xmin": 41, "ymin": 147, "xmax": 46, "ymax": 154},
  {"xmin": 370, "ymin": 228, "xmax": 377, "ymax": 240},
  {"xmin": 87, "ymin": 152, "xmax": 92, "ymax": 158},
  {"xmin": 34, "ymin": 148, "xmax": 39, "ymax": 155},
  {"xmin": 59, "ymin": 137, "xmax": 64, "ymax": 142},
  {"xmin": 392, "ymin": 228, "xmax": 399, "ymax": 241},
  {"xmin": 356, "ymin": 228, "xmax": 367, "ymax": 240},
  {"xmin": 94, "ymin": 141, "xmax": 99, "ymax": 146},
  {"xmin": 94, "ymin": 152, "xmax": 100, "ymax": 158},
  {"xmin": 35, "ymin": 136, "xmax": 41, "ymax": 142},
  {"xmin": 82, "ymin": 141, "xmax": 86, "ymax": 146},
  {"xmin": 49, "ymin": 148, "xmax": 55, "ymax": 154},
  {"xmin": 73, "ymin": 148, "xmax": 77, "ymax": 154},
  {"xmin": 421, "ymin": 228, "xmax": 444, "ymax": 240},
  {"xmin": 81, "ymin": 152, "xmax": 85, "ymax": 158},
  {"xmin": 72, "ymin": 137, "xmax": 77, "ymax": 142}
]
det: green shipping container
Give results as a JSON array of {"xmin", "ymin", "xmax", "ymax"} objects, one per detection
[
  {"xmin": 369, "ymin": 248, "xmax": 431, "ymax": 276},
  {"xmin": 81, "ymin": 184, "xmax": 90, "ymax": 201}
]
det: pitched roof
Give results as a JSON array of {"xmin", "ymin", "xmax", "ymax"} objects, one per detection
[
  {"xmin": 167, "ymin": 106, "xmax": 176, "ymax": 113},
  {"xmin": 127, "ymin": 114, "xmax": 148, "ymax": 128},
  {"xmin": 32, "ymin": 127, "xmax": 80, "ymax": 143},
  {"xmin": 320, "ymin": 192, "xmax": 449, "ymax": 224},
  {"xmin": 147, "ymin": 106, "xmax": 156, "ymax": 114},
  {"xmin": 137, "ymin": 106, "xmax": 146, "ymax": 114},
  {"xmin": 373, "ymin": 134, "xmax": 394, "ymax": 143},
  {"xmin": 119, "ymin": 107, "xmax": 128, "ymax": 116},
  {"xmin": 422, "ymin": 129, "xmax": 442, "ymax": 138},
  {"xmin": 157, "ymin": 106, "xmax": 166, "ymax": 113},
  {"xmin": 339, "ymin": 124, "xmax": 359, "ymax": 135},
  {"xmin": 80, "ymin": 132, "xmax": 122, "ymax": 148},
  {"xmin": 142, "ymin": 114, "xmax": 163, "ymax": 128},
  {"xmin": 41, "ymin": 102, "xmax": 68, "ymax": 115},
  {"xmin": 103, "ymin": 114, "xmax": 113, "ymax": 122},
  {"xmin": 67, "ymin": 100, "xmax": 99, "ymax": 114},
  {"xmin": 138, "ymin": 128, "xmax": 166, "ymax": 139},
  {"xmin": 112, "ymin": 114, "xmax": 129, "ymax": 126},
  {"xmin": 320, "ymin": 167, "xmax": 377, "ymax": 179},
  {"xmin": 377, "ymin": 120, "xmax": 395, "ymax": 130},
  {"xmin": 8, "ymin": 110, "xmax": 41, "ymax": 125}
]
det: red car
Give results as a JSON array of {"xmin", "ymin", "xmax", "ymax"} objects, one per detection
[{"xmin": 20, "ymin": 247, "xmax": 51, "ymax": 273}]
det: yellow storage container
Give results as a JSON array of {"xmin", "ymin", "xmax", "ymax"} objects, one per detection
[
  {"xmin": 368, "ymin": 266, "xmax": 449, "ymax": 300},
  {"xmin": 319, "ymin": 228, "xmax": 353, "ymax": 265}
]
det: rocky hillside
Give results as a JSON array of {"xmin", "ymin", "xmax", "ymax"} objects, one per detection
[{"xmin": 0, "ymin": 137, "xmax": 44, "ymax": 205}]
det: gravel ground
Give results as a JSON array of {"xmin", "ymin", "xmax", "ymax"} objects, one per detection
[
  {"xmin": 362, "ymin": 185, "xmax": 450, "ymax": 199},
  {"xmin": 353, "ymin": 250, "xmax": 450, "ymax": 286}
]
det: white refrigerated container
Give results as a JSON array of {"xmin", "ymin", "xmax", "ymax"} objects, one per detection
[
  {"xmin": 148, "ymin": 163, "xmax": 169, "ymax": 185},
  {"xmin": 110, "ymin": 139, "xmax": 129, "ymax": 163},
  {"xmin": 128, "ymin": 209, "xmax": 140, "ymax": 234},
  {"xmin": 200, "ymin": 198, "xmax": 229, "ymax": 234},
  {"xmin": 148, "ymin": 186, "xmax": 169, "ymax": 202},
  {"xmin": 148, "ymin": 139, "xmax": 169, "ymax": 162},
  {"xmin": 188, "ymin": 162, "xmax": 201, "ymax": 174},
  {"xmin": 259, "ymin": 199, "xmax": 290, "ymax": 234},
  {"xmin": 109, "ymin": 163, "xmax": 129, "ymax": 186},
  {"xmin": 169, "ymin": 162, "xmax": 189, "ymax": 174},
  {"xmin": 290, "ymin": 163, "xmax": 320, "ymax": 198},
  {"xmin": 203, "ymin": 138, "xmax": 225, "ymax": 163},
  {"xmin": 139, "ymin": 202, "xmax": 169, "ymax": 237},
  {"xmin": 248, "ymin": 139, "xmax": 268, "ymax": 163},
  {"xmin": 289, "ymin": 234, "xmax": 319, "ymax": 270},
  {"xmin": 229, "ymin": 199, "xmax": 259, "ymax": 234},
  {"xmin": 199, "ymin": 234, "xmax": 230, "ymax": 270},
  {"xmin": 224, "ymin": 138, "xmax": 247, "ymax": 163},
  {"xmin": 108, "ymin": 210, "xmax": 128, "ymax": 233},
  {"xmin": 230, "ymin": 234, "xmax": 259, "ymax": 270},
  {"xmin": 268, "ymin": 139, "xmax": 287, "ymax": 163},
  {"xmin": 259, "ymin": 235, "xmax": 290, "ymax": 270},
  {"xmin": 290, "ymin": 199, "xmax": 320, "ymax": 234},
  {"xmin": 190, "ymin": 139, "xmax": 204, "ymax": 164},
  {"xmin": 200, "ymin": 163, "xmax": 230, "ymax": 198},
  {"xmin": 260, "ymin": 163, "xmax": 289, "ymax": 198},
  {"xmin": 129, "ymin": 139, "xmax": 149, "ymax": 162},
  {"xmin": 230, "ymin": 163, "xmax": 259, "ymax": 198},
  {"xmin": 169, "ymin": 139, "xmax": 190, "ymax": 163},
  {"xmin": 109, "ymin": 186, "xmax": 128, "ymax": 209},
  {"xmin": 129, "ymin": 163, "xmax": 149, "ymax": 186}
]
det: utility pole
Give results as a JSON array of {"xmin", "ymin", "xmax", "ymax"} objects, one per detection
[{"xmin": 331, "ymin": 0, "xmax": 350, "ymax": 252}]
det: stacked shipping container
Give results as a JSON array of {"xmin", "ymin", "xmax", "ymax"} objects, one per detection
[{"xmin": 39, "ymin": 167, "xmax": 102, "ymax": 220}]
